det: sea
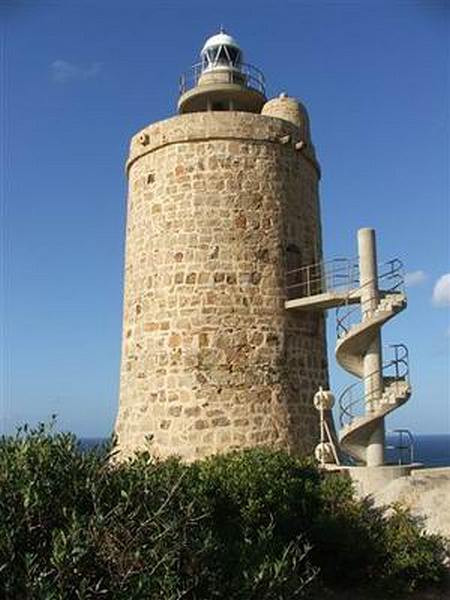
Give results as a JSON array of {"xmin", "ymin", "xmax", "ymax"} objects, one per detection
[{"xmin": 80, "ymin": 434, "xmax": 450, "ymax": 468}]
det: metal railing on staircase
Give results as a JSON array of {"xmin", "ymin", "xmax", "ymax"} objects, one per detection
[
  {"xmin": 339, "ymin": 344, "xmax": 410, "ymax": 427},
  {"xmin": 335, "ymin": 259, "xmax": 405, "ymax": 339},
  {"xmin": 386, "ymin": 428, "xmax": 415, "ymax": 465},
  {"xmin": 285, "ymin": 258, "xmax": 359, "ymax": 300}
]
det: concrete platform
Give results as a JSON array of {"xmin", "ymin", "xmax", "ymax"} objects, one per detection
[
  {"xmin": 373, "ymin": 466, "xmax": 450, "ymax": 538},
  {"xmin": 285, "ymin": 290, "xmax": 360, "ymax": 311},
  {"xmin": 345, "ymin": 464, "xmax": 413, "ymax": 497},
  {"xmin": 325, "ymin": 465, "xmax": 450, "ymax": 539}
]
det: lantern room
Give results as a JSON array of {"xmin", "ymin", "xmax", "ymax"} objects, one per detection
[{"xmin": 178, "ymin": 29, "xmax": 266, "ymax": 114}]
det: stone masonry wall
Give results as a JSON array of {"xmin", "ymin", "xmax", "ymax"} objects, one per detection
[{"xmin": 115, "ymin": 111, "xmax": 328, "ymax": 460}]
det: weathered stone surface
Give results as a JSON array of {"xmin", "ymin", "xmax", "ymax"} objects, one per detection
[
  {"xmin": 115, "ymin": 110, "xmax": 328, "ymax": 460},
  {"xmin": 374, "ymin": 468, "xmax": 450, "ymax": 539}
]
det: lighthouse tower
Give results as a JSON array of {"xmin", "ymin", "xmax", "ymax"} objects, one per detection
[{"xmin": 115, "ymin": 31, "xmax": 330, "ymax": 460}]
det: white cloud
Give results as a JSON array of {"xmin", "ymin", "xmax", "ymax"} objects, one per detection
[
  {"xmin": 432, "ymin": 273, "xmax": 450, "ymax": 307},
  {"xmin": 51, "ymin": 60, "xmax": 102, "ymax": 83},
  {"xmin": 404, "ymin": 270, "xmax": 427, "ymax": 287}
]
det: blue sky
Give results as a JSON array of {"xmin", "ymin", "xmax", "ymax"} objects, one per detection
[{"xmin": 1, "ymin": 0, "xmax": 449, "ymax": 437}]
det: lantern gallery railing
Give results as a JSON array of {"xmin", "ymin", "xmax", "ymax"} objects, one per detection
[{"xmin": 179, "ymin": 62, "xmax": 266, "ymax": 96}]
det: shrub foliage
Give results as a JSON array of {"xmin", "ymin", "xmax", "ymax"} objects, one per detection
[{"xmin": 0, "ymin": 424, "xmax": 447, "ymax": 599}]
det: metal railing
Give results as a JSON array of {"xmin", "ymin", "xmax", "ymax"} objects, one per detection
[
  {"xmin": 387, "ymin": 428, "xmax": 415, "ymax": 465},
  {"xmin": 179, "ymin": 62, "xmax": 266, "ymax": 96},
  {"xmin": 336, "ymin": 258, "xmax": 405, "ymax": 339},
  {"xmin": 339, "ymin": 344, "xmax": 410, "ymax": 427},
  {"xmin": 388, "ymin": 343, "xmax": 409, "ymax": 382},
  {"xmin": 285, "ymin": 258, "xmax": 359, "ymax": 300}
]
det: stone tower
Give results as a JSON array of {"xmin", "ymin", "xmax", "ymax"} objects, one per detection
[{"xmin": 115, "ymin": 31, "xmax": 329, "ymax": 460}]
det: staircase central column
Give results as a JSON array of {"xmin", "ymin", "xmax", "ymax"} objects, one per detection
[{"xmin": 358, "ymin": 228, "xmax": 385, "ymax": 466}]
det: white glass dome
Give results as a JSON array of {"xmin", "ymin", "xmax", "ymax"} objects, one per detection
[{"xmin": 200, "ymin": 30, "xmax": 242, "ymax": 72}]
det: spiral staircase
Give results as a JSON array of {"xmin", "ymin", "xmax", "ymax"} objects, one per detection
[
  {"xmin": 285, "ymin": 229, "xmax": 411, "ymax": 466},
  {"xmin": 336, "ymin": 279, "xmax": 411, "ymax": 464}
]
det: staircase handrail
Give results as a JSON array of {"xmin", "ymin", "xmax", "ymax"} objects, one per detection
[
  {"xmin": 388, "ymin": 428, "xmax": 415, "ymax": 465},
  {"xmin": 286, "ymin": 257, "xmax": 359, "ymax": 298},
  {"xmin": 336, "ymin": 258, "xmax": 405, "ymax": 339},
  {"xmin": 339, "ymin": 344, "xmax": 410, "ymax": 427},
  {"xmin": 339, "ymin": 373, "xmax": 384, "ymax": 428}
]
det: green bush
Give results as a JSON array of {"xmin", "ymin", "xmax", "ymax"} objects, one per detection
[
  {"xmin": 381, "ymin": 504, "xmax": 448, "ymax": 593},
  {"xmin": 0, "ymin": 424, "xmax": 447, "ymax": 599},
  {"xmin": 194, "ymin": 449, "xmax": 320, "ymax": 599},
  {"xmin": 0, "ymin": 425, "xmax": 317, "ymax": 599},
  {"xmin": 311, "ymin": 472, "xmax": 388, "ymax": 585}
]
